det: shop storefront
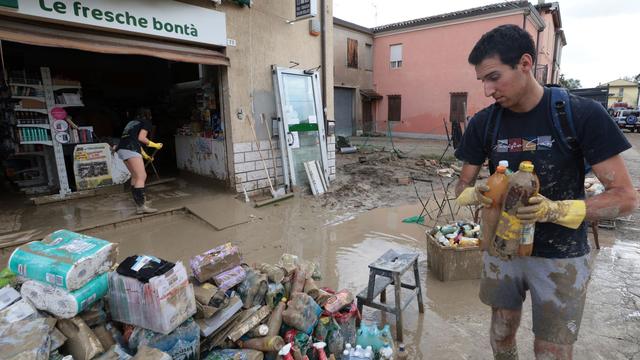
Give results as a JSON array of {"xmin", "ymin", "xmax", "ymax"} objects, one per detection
[
  {"xmin": 0, "ymin": 0, "xmax": 231, "ymax": 198},
  {"xmin": 0, "ymin": 0, "xmax": 336, "ymax": 201}
]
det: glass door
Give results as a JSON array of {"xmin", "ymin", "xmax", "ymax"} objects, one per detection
[{"xmin": 273, "ymin": 67, "xmax": 329, "ymax": 188}]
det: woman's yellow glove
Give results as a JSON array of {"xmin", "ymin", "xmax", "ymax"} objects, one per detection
[
  {"xmin": 516, "ymin": 195, "xmax": 586, "ymax": 229},
  {"xmin": 147, "ymin": 140, "xmax": 163, "ymax": 150},
  {"xmin": 140, "ymin": 148, "xmax": 153, "ymax": 161}
]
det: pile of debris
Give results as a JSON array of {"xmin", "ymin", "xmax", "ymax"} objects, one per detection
[{"xmin": 0, "ymin": 229, "xmax": 396, "ymax": 360}]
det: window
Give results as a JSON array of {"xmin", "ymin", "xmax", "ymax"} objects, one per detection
[
  {"xmin": 390, "ymin": 44, "xmax": 402, "ymax": 69},
  {"xmin": 347, "ymin": 38, "xmax": 358, "ymax": 69},
  {"xmin": 618, "ymin": 87, "xmax": 624, "ymax": 97},
  {"xmin": 388, "ymin": 95, "xmax": 401, "ymax": 122},
  {"xmin": 364, "ymin": 43, "xmax": 373, "ymax": 71}
]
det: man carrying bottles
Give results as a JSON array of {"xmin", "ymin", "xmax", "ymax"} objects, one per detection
[{"xmin": 453, "ymin": 24, "xmax": 638, "ymax": 359}]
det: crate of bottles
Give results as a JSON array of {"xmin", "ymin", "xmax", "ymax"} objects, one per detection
[{"xmin": 426, "ymin": 226, "xmax": 483, "ymax": 282}]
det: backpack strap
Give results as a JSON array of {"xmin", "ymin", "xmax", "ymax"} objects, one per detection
[
  {"xmin": 483, "ymin": 103, "xmax": 502, "ymax": 173},
  {"xmin": 550, "ymin": 87, "xmax": 579, "ymax": 154},
  {"xmin": 550, "ymin": 87, "xmax": 592, "ymax": 174}
]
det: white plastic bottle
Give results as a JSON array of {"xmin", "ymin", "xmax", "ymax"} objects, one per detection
[{"xmin": 342, "ymin": 349, "xmax": 351, "ymax": 360}]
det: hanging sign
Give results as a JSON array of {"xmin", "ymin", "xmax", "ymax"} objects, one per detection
[
  {"xmin": 53, "ymin": 119, "xmax": 69, "ymax": 132},
  {"xmin": 51, "ymin": 107, "xmax": 67, "ymax": 120},
  {"xmin": 295, "ymin": 0, "xmax": 317, "ymax": 20},
  {"xmin": 0, "ymin": 0, "xmax": 227, "ymax": 46}
]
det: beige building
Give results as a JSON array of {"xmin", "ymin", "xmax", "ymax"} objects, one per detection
[
  {"xmin": 333, "ymin": 17, "xmax": 379, "ymax": 136},
  {"xmin": 602, "ymin": 79, "xmax": 640, "ymax": 108},
  {"xmin": 0, "ymin": 0, "xmax": 334, "ymax": 198}
]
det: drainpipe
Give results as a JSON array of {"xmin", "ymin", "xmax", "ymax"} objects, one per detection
[
  {"xmin": 320, "ymin": 0, "xmax": 328, "ymax": 133},
  {"xmin": 551, "ymin": 31, "xmax": 559, "ymax": 83}
]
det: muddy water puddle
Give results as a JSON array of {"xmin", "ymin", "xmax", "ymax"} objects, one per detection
[
  {"xmin": 68, "ymin": 197, "xmax": 635, "ymax": 359},
  {"xmin": 90, "ymin": 201, "xmax": 489, "ymax": 358}
]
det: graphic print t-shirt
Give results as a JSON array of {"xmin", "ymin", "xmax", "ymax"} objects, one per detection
[
  {"xmin": 455, "ymin": 88, "xmax": 631, "ymax": 258},
  {"xmin": 117, "ymin": 119, "xmax": 152, "ymax": 153}
]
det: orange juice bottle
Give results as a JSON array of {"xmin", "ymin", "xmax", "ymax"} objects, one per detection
[
  {"xmin": 480, "ymin": 165, "xmax": 509, "ymax": 251},
  {"xmin": 500, "ymin": 161, "xmax": 539, "ymax": 257}
]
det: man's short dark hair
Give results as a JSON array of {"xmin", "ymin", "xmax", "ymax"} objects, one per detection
[{"xmin": 468, "ymin": 24, "xmax": 536, "ymax": 68}]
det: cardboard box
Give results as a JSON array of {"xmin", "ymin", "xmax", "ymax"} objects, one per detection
[
  {"xmin": 426, "ymin": 232, "xmax": 483, "ymax": 281},
  {"xmin": 190, "ymin": 243, "xmax": 242, "ymax": 283}
]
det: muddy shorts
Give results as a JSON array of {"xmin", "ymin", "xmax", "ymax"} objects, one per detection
[
  {"xmin": 116, "ymin": 149, "xmax": 141, "ymax": 161},
  {"xmin": 479, "ymin": 252, "xmax": 593, "ymax": 344}
]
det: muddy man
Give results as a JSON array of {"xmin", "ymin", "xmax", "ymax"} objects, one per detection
[{"xmin": 453, "ymin": 25, "xmax": 638, "ymax": 359}]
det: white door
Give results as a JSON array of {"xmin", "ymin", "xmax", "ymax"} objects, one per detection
[{"xmin": 272, "ymin": 67, "xmax": 329, "ymax": 188}]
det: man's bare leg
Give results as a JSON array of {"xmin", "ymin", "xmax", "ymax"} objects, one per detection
[
  {"xmin": 491, "ymin": 307, "xmax": 522, "ymax": 360},
  {"xmin": 534, "ymin": 338, "xmax": 573, "ymax": 360}
]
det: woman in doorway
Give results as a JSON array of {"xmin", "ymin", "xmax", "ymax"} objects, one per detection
[{"xmin": 116, "ymin": 108, "xmax": 163, "ymax": 214}]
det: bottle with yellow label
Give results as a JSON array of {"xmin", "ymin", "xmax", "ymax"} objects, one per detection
[{"xmin": 494, "ymin": 161, "xmax": 539, "ymax": 257}]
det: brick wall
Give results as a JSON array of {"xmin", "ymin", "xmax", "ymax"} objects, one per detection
[{"xmin": 233, "ymin": 136, "xmax": 337, "ymax": 196}]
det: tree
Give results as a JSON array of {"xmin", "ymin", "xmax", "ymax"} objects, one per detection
[{"xmin": 559, "ymin": 74, "xmax": 581, "ymax": 89}]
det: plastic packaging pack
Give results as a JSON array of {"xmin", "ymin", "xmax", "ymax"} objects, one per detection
[
  {"xmin": 21, "ymin": 272, "xmax": 108, "ymax": 318},
  {"xmin": 190, "ymin": 243, "xmax": 242, "ymax": 283},
  {"xmin": 9, "ymin": 229, "xmax": 116, "ymax": 291},
  {"xmin": 108, "ymin": 261, "xmax": 196, "ymax": 334},
  {"xmin": 128, "ymin": 318, "xmax": 200, "ymax": 360}
]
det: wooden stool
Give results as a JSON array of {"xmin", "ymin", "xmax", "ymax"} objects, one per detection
[{"xmin": 356, "ymin": 249, "xmax": 424, "ymax": 342}]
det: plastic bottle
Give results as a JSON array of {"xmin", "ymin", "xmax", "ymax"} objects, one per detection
[
  {"xmin": 267, "ymin": 297, "xmax": 287, "ymax": 337},
  {"xmin": 498, "ymin": 160, "xmax": 513, "ymax": 174},
  {"xmin": 497, "ymin": 161, "xmax": 540, "ymax": 257},
  {"xmin": 481, "ymin": 165, "xmax": 509, "ymax": 251},
  {"xmin": 379, "ymin": 343, "xmax": 393, "ymax": 359},
  {"xmin": 396, "ymin": 344, "xmax": 408, "ymax": 360},
  {"xmin": 239, "ymin": 335, "xmax": 285, "ymax": 352},
  {"xmin": 313, "ymin": 342, "xmax": 328, "ymax": 360},
  {"xmin": 516, "ymin": 163, "xmax": 539, "ymax": 257},
  {"xmin": 364, "ymin": 346, "xmax": 373, "ymax": 359},
  {"xmin": 342, "ymin": 349, "xmax": 351, "ymax": 360}
]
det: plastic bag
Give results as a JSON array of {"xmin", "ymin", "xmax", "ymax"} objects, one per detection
[
  {"xmin": 237, "ymin": 266, "xmax": 267, "ymax": 309},
  {"xmin": 282, "ymin": 292, "xmax": 322, "ymax": 334},
  {"xmin": 111, "ymin": 150, "xmax": 131, "ymax": 185},
  {"xmin": 331, "ymin": 298, "xmax": 360, "ymax": 346}
]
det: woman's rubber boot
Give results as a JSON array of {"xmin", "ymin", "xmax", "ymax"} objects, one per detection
[{"xmin": 132, "ymin": 187, "xmax": 157, "ymax": 214}]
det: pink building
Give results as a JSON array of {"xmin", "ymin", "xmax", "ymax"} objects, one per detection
[{"xmin": 371, "ymin": 1, "xmax": 565, "ymax": 137}]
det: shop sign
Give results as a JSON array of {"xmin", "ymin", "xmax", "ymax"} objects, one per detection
[
  {"xmin": 295, "ymin": 0, "xmax": 317, "ymax": 20},
  {"xmin": 2, "ymin": 0, "xmax": 226, "ymax": 46},
  {"xmin": 0, "ymin": 0, "xmax": 18, "ymax": 9},
  {"xmin": 73, "ymin": 143, "xmax": 114, "ymax": 191}
]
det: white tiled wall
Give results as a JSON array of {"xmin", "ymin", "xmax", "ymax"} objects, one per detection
[{"xmin": 233, "ymin": 136, "xmax": 337, "ymax": 196}]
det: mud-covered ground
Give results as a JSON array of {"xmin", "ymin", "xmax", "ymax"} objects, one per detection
[
  {"xmin": 320, "ymin": 137, "xmax": 467, "ymax": 213},
  {"xmin": 0, "ymin": 134, "xmax": 638, "ymax": 359}
]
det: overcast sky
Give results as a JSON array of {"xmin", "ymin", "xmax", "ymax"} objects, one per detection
[{"xmin": 333, "ymin": 0, "xmax": 640, "ymax": 88}]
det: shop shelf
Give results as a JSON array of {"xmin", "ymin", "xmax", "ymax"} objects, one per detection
[
  {"xmin": 53, "ymin": 85, "xmax": 82, "ymax": 90},
  {"xmin": 13, "ymin": 95, "xmax": 45, "ymax": 101},
  {"xmin": 10, "ymin": 83, "xmax": 43, "ymax": 88},
  {"xmin": 20, "ymin": 140, "xmax": 53, "ymax": 146},
  {"xmin": 17, "ymin": 124, "xmax": 50, "ymax": 129},
  {"xmin": 14, "ymin": 108, "xmax": 48, "ymax": 113},
  {"xmin": 12, "ymin": 151, "xmax": 45, "ymax": 156},
  {"xmin": 54, "ymin": 103, "xmax": 84, "ymax": 107}
]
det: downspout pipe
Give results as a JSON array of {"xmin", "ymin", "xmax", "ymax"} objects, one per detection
[
  {"xmin": 320, "ymin": 0, "xmax": 328, "ymax": 133},
  {"xmin": 551, "ymin": 31, "xmax": 559, "ymax": 83}
]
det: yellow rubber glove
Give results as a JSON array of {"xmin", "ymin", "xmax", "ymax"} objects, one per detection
[
  {"xmin": 516, "ymin": 195, "xmax": 586, "ymax": 229},
  {"xmin": 495, "ymin": 211, "xmax": 523, "ymax": 241},
  {"xmin": 140, "ymin": 148, "xmax": 153, "ymax": 161},
  {"xmin": 147, "ymin": 140, "xmax": 163, "ymax": 150},
  {"xmin": 455, "ymin": 184, "xmax": 492, "ymax": 207}
]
